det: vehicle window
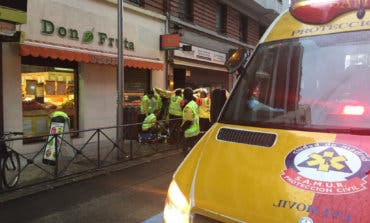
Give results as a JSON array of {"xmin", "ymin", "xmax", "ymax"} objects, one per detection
[{"xmin": 221, "ymin": 30, "xmax": 370, "ymax": 131}]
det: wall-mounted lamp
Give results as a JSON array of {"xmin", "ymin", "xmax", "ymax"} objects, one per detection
[{"xmin": 182, "ymin": 45, "xmax": 192, "ymax": 51}]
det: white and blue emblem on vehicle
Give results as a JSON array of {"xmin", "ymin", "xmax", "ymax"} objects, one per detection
[{"xmin": 281, "ymin": 142, "xmax": 370, "ymax": 194}]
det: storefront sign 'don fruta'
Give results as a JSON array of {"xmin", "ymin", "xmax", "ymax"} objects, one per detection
[{"xmin": 40, "ymin": 19, "xmax": 135, "ymax": 51}]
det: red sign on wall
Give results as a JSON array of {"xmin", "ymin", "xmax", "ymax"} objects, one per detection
[{"xmin": 160, "ymin": 34, "xmax": 180, "ymax": 50}]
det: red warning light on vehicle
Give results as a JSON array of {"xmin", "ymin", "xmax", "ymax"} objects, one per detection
[
  {"xmin": 290, "ymin": 0, "xmax": 370, "ymax": 24},
  {"xmin": 341, "ymin": 105, "xmax": 365, "ymax": 115}
]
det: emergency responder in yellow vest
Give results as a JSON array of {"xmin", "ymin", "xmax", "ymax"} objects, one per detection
[
  {"xmin": 153, "ymin": 92, "xmax": 163, "ymax": 119},
  {"xmin": 141, "ymin": 111, "xmax": 159, "ymax": 133},
  {"xmin": 181, "ymin": 87, "xmax": 200, "ymax": 154},
  {"xmin": 169, "ymin": 89, "xmax": 183, "ymax": 117},
  {"xmin": 196, "ymin": 90, "xmax": 211, "ymax": 132},
  {"xmin": 138, "ymin": 90, "xmax": 155, "ymax": 129},
  {"xmin": 138, "ymin": 110, "xmax": 161, "ymax": 142},
  {"xmin": 140, "ymin": 90, "xmax": 155, "ymax": 116},
  {"xmin": 168, "ymin": 89, "xmax": 183, "ymax": 143}
]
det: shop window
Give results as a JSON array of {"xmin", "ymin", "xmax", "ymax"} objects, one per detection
[
  {"xmin": 21, "ymin": 61, "xmax": 78, "ymax": 139},
  {"xmin": 124, "ymin": 67, "xmax": 150, "ymax": 107},
  {"xmin": 216, "ymin": 3, "xmax": 227, "ymax": 35},
  {"xmin": 178, "ymin": 0, "xmax": 193, "ymax": 22},
  {"xmin": 240, "ymin": 14, "xmax": 248, "ymax": 42}
]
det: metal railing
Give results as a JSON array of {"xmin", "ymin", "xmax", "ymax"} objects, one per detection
[{"xmin": 0, "ymin": 121, "xmax": 182, "ymax": 193}]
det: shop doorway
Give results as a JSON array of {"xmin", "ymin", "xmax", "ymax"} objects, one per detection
[{"xmin": 173, "ymin": 68, "xmax": 186, "ymax": 89}]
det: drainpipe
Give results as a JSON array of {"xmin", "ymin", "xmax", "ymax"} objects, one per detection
[
  {"xmin": 116, "ymin": 0, "xmax": 124, "ymax": 154},
  {"xmin": 0, "ymin": 43, "xmax": 3, "ymax": 191},
  {"xmin": 165, "ymin": 13, "xmax": 170, "ymax": 89},
  {"xmin": 0, "ymin": 44, "xmax": 3, "ymax": 134},
  {"xmin": 164, "ymin": 0, "xmax": 171, "ymax": 89}
]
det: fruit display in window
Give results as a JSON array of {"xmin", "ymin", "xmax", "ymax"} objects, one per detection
[
  {"xmin": 61, "ymin": 100, "xmax": 74, "ymax": 109},
  {"xmin": 22, "ymin": 100, "xmax": 44, "ymax": 111},
  {"xmin": 44, "ymin": 102, "xmax": 57, "ymax": 109}
]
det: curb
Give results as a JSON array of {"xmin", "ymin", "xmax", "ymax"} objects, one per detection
[{"xmin": 0, "ymin": 149, "xmax": 182, "ymax": 203}]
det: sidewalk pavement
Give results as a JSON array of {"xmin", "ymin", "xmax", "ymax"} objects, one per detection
[
  {"xmin": 0, "ymin": 150, "xmax": 185, "ymax": 223},
  {"xmin": 0, "ymin": 145, "xmax": 182, "ymax": 203}
]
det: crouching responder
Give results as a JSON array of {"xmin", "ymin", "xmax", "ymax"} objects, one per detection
[
  {"xmin": 139, "ymin": 90, "xmax": 155, "ymax": 132},
  {"xmin": 181, "ymin": 88, "xmax": 200, "ymax": 154},
  {"xmin": 168, "ymin": 89, "xmax": 183, "ymax": 143},
  {"xmin": 196, "ymin": 90, "xmax": 211, "ymax": 132},
  {"xmin": 141, "ymin": 110, "xmax": 160, "ymax": 137}
]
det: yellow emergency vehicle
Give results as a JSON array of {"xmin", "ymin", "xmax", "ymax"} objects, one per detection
[{"xmin": 163, "ymin": 1, "xmax": 370, "ymax": 223}]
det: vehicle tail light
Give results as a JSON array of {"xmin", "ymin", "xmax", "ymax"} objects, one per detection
[
  {"xmin": 290, "ymin": 0, "xmax": 370, "ymax": 24},
  {"xmin": 341, "ymin": 105, "xmax": 365, "ymax": 115}
]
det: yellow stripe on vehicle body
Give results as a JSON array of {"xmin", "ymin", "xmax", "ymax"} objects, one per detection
[
  {"xmin": 175, "ymin": 123, "xmax": 337, "ymax": 223},
  {"xmin": 263, "ymin": 10, "xmax": 370, "ymax": 43}
]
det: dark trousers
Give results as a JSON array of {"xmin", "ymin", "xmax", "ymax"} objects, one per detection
[
  {"xmin": 199, "ymin": 118, "xmax": 211, "ymax": 132},
  {"xmin": 184, "ymin": 134, "xmax": 201, "ymax": 153},
  {"xmin": 169, "ymin": 114, "xmax": 182, "ymax": 142}
]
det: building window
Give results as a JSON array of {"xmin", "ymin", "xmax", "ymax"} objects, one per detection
[
  {"xmin": 239, "ymin": 14, "xmax": 248, "ymax": 42},
  {"xmin": 124, "ymin": 67, "xmax": 150, "ymax": 106},
  {"xmin": 178, "ymin": 0, "xmax": 193, "ymax": 22},
  {"xmin": 216, "ymin": 3, "xmax": 227, "ymax": 35},
  {"xmin": 127, "ymin": 0, "xmax": 145, "ymax": 7},
  {"xmin": 21, "ymin": 57, "xmax": 78, "ymax": 138}
]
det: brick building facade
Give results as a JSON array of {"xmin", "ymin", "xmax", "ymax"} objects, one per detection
[{"xmin": 123, "ymin": 0, "xmax": 285, "ymax": 90}]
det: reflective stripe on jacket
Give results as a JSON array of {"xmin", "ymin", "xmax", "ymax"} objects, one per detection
[
  {"xmin": 169, "ymin": 95, "xmax": 183, "ymax": 117},
  {"xmin": 182, "ymin": 100, "xmax": 200, "ymax": 138}
]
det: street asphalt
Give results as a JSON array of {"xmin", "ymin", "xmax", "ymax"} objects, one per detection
[{"xmin": 0, "ymin": 150, "xmax": 185, "ymax": 223}]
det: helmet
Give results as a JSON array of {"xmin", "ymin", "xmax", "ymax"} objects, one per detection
[
  {"xmin": 175, "ymin": 89, "xmax": 182, "ymax": 96},
  {"xmin": 183, "ymin": 87, "xmax": 194, "ymax": 101},
  {"xmin": 147, "ymin": 90, "xmax": 154, "ymax": 96}
]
